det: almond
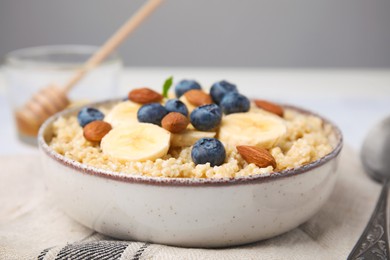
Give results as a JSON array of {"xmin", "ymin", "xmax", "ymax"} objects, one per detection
[
  {"xmin": 184, "ymin": 89, "xmax": 213, "ymax": 107},
  {"xmin": 254, "ymin": 99, "xmax": 284, "ymax": 117},
  {"xmin": 83, "ymin": 121, "xmax": 112, "ymax": 142},
  {"xmin": 161, "ymin": 112, "xmax": 189, "ymax": 133},
  {"xmin": 128, "ymin": 88, "xmax": 163, "ymax": 104},
  {"xmin": 236, "ymin": 145, "xmax": 277, "ymax": 168}
]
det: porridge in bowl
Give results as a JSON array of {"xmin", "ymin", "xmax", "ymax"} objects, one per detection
[
  {"xmin": 40, "ymin": 79, "xmax": 342, "ymax": 247},
  {"xmin": 49, "ymin": 79, "xmax": 334, "ymax": 179}
]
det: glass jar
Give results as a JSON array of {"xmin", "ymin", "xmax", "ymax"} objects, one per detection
[{"xmin": 3, "ymin": 45, "xmax": 122, "ymax": 145}]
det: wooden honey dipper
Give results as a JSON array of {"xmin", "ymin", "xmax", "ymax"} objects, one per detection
[{"xmin": 16, "ymin": 0, "xmax": 163, "ymax": 136}]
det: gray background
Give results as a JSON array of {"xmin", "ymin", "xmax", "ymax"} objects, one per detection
[{"xmin": 1, "ymin": 0, "xmax": 389, "ymax": 67}]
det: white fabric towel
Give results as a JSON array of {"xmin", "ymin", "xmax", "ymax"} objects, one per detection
[{"xmin": 0, "ymin": 146, "xmax": 383, "ymax": 259}]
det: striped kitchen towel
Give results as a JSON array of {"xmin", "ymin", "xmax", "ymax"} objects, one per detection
[
  {"xmin": 0, "ymin": 146, "xmax": 383, "ymax": 259},
  {"xmin": 38, "ymin": 237, "xmax": 152, "ymax": 260}
]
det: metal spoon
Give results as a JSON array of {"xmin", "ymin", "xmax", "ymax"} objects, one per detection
[{"xmin": 348, "ymin": 116, "xmax": 390, "ymax": 260}]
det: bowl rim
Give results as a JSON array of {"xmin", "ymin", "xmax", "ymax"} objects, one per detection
[{"xmin": 38, "ymin": 98, "xmax": 343, "ymax": 187}]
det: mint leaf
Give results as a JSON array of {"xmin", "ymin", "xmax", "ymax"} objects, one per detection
[{"xmin": 162, "ymin": 76, "xmax": 173, "ymax": 98}]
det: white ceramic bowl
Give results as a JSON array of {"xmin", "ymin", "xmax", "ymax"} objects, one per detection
[{"xmin": 38, "ymin": 100, "xmax": 343, "ymax": 248}]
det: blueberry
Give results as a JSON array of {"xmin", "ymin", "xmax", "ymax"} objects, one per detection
[
  {"xmin": 210, "ymin": 80, "xmax": 238, "ymax": 104},
  {"xmin": 137, "ymin": 103, "xmax": 168, "ymax": 126},
  {"xmin": 220, "ymin": 92, "xmax": 250, "ymax": 115},
  {"xmin": 191, "ymin": 138, "xmax": 226, "ymax": 166},
  {"xmin": 165, "ymin": 99, "xmax": 188, "ymax": 116},
  {"xmin": 175, "ymin": 79, "xmax": 201, "ymax": 98},
  {"xmin": 190, "ymin": 104, "xmax": 222, "ymax": 131},
  {"xmin": 77, "ymin": 107, "xmax": 105, "ymax": 127}
]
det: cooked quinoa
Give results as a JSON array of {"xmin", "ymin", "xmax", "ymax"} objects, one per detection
[{"xmin": 50, "ymin": 105, "xmax": 334, "ymax": 178}]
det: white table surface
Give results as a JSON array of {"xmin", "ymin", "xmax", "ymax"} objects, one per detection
[{"xmin": 1, "ymin": 68, "xmax": 389, "ymax": 155}]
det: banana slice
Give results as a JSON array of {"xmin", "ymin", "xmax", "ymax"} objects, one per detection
[
  {"xmin": 101, "ymin": 123, "xmax": 171, "ymax": 161},
  {"xmin": 179, "ymin": 95, "xmax": 197, "ymax": 114},
  {"xmin": 249, "ymin": 105, "xmax": 280, "ymax": 116},
  {"xmin": 104, "ymin": 101, "xmax": 141, "ymax": 128},
  {"xmin": 218, "ymin": 112, "xmax": 287, "ymax": 149},
  {"xmin": 171, "ymin": 130, "xmax": 216, "ymax": 147}
]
